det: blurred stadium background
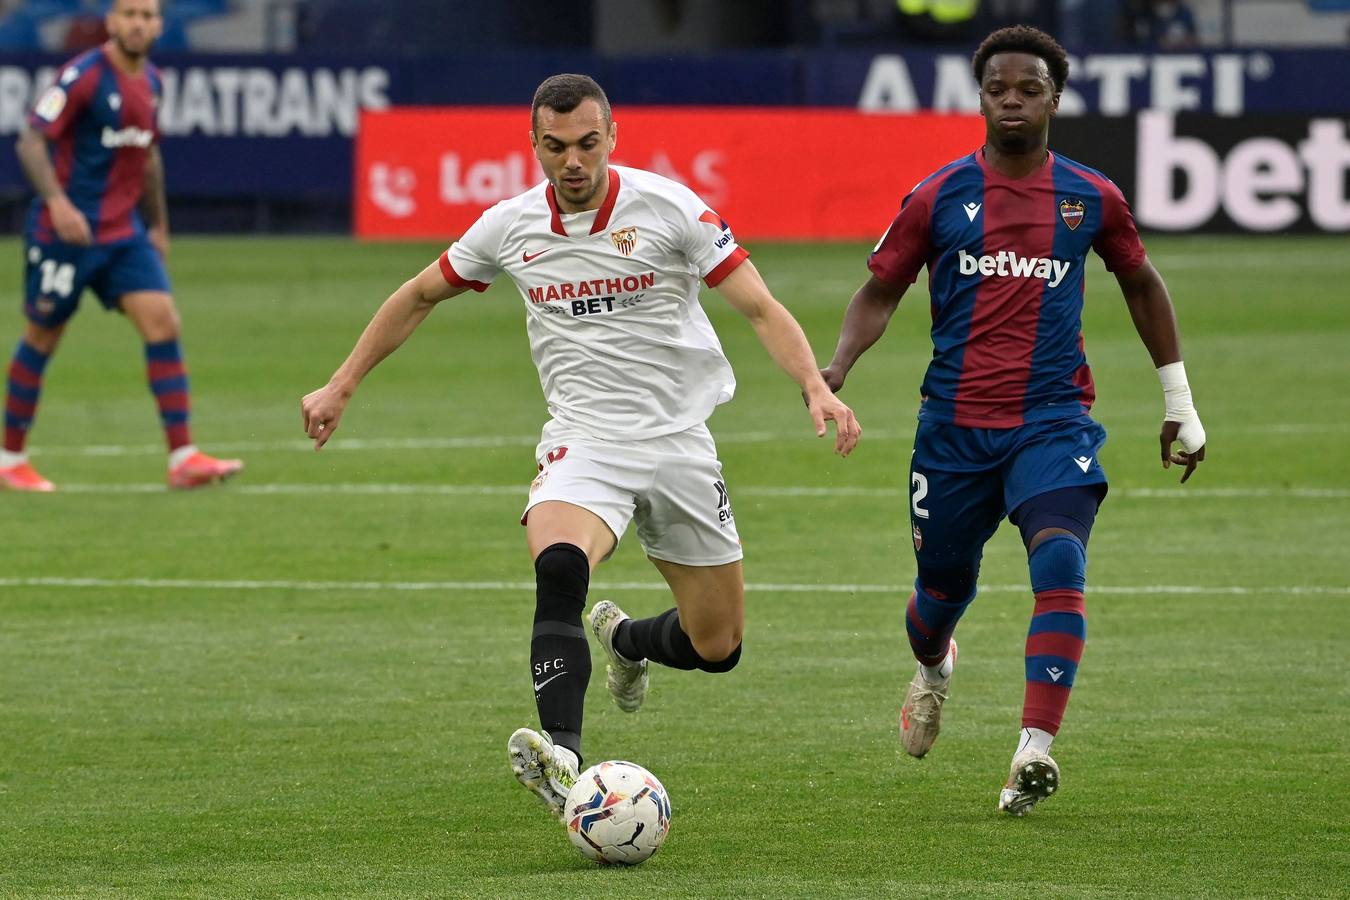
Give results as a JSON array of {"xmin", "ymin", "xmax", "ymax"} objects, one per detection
[
  {"xmin": 2, "ymin": 1, "xmax": 1348, "ymax": 896},
  {"xmin": 3, "ymin": 0, "xmax": 1350, "ymax": 237}
]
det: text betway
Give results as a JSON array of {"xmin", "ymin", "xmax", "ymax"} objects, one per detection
[
  {"xmin": 101, "ymin": 125, "xmax": 154, "ymax": 148},
  {"xmin": 958, "ymin": 249, "xmax": 1071, "ymax": 287},
  {"xmin": 527, "ymin": 272, "xmax": 656, "ymax": 304}
]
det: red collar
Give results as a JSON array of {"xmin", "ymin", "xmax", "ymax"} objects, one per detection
[{"xmin": 546, "ymin": 168, "xmax": 621, "ymax": 237}]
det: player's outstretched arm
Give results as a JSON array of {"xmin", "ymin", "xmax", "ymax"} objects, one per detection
[
  {"xmin": 15, "ymin": 128, "xmax": 92, "ymax": 246},
  {"xmin": 301, "ymin": 260, "xmax": 468, "ymax": 450},
  {"xmin": 715, "ymin": 260, "xmax": 861, "ymax": 457},
  {"xmin": 820, "ymin": 275, "xmax": 908, "ymax": 393},
  {"xmin": 1115, "ymin": 257, "xmax": 1207, "ymax": 483}
]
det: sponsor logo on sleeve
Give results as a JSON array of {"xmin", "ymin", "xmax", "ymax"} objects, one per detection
[
  {"xmin": 698, "ymin": 209, "xmax": 734, "ymax": 249},
  {"xmin": 34, "ymin": 87, "xmax": 67, "ymax": 122}
]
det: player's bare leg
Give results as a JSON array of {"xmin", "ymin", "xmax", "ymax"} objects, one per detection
[
  {"xmin": 597, "ymin": 559, "xmax": 744, "ymax": 711},
  {"xmin": 120, "ymin": 291, "xmax": 242, "ymax": 488},
  {"xmin": 511, "ymin": 501, "xmax": 614, "ymax": 817},
  {"xmin": 0, "ymin": 321, "xmax": 64, "ymax": 491},
  {"xmin": 652, "ymin": 558, "xmax": 744, "ymax": 665}
]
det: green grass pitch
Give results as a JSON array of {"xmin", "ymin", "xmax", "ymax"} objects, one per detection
[{"xmin": 1, "ymin": 235, "xmax": 1347, "ymax": 898}]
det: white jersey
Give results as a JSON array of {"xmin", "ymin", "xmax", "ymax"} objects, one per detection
[{"xmin": 441, "ymin": 165, "xmax": 748, "ymax": 441}]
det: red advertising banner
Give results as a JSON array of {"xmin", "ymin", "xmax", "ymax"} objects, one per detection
[{"xmin": 354, "ymin": 108, "xmax": 983, "ymax": 240}]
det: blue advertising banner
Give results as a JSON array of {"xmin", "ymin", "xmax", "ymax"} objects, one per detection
[
  {"xmin": 1, "ymin": 48, "xmax": 1346, "ymax": 199},
  {"xmin": 804, "ymin": 48, "xmax": 1350, "ymax": 115}
]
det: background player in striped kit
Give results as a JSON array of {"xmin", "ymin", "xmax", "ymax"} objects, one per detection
[
  {"xmin": 300, "ymin": 74, "xmax": 860, "ymax": 823},
  {"xmin": 821, "ymin": 26, "xmax": 1206, "ymax": 815},
  {"xmin": 2, "ymin": 0, "xmax": 242, "ymax": 491}
]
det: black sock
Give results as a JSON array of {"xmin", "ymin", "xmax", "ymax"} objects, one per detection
[
  {"xmin": 615, "ymin": 608, "xmax": 704, "ymax": 671},
  {"xmin": 530, "ymin": 543, "xmax": 592, "ymax": 763}
]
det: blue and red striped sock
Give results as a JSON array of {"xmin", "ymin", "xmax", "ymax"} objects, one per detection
[
  {"xmin": 5, "ymin": 340, "xmax": 51, "ymax": 454},
  {"xmin": 145, "ymin": 339, "xmax": 192, "ymax": 452},
  {"xmin": 905, "ymin": 582, "xmax": 974, "ymax": 668},
  {"xmin": 1022, "ymin": 535, "xmax": 1088, "ymax": 734}
]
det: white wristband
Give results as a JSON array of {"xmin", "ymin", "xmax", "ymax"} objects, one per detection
[
  {"xmin": 1157, "ymin": 361, "xmax": 1206, "ymax": 453},
  {"xmin": 1157, "ymin": 361, "xmax": 1194, "ymax": 419}
]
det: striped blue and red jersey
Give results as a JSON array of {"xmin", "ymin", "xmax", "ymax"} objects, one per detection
[
  {"xmin": 870, "ymin": 149, "xmax": 1146, "ymax": 429},
  {"xmin": 25, "ymin": 47, "xmax": 162, "ymax": 245}
]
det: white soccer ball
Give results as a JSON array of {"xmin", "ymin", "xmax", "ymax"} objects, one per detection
[{"xmin": 563, "ymin": 760, "xmax": 671, "ymax": 866}]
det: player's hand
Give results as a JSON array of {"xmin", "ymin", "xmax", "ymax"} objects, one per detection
[
  {"xmin": 301, "ymin": 383, "xmax": 351, "ymax": 451},
  {"xmin": 48, "ymin": 195, "xmax": 92, "ymax": 246},
  {"xmin": 805, "ymin": 386, "xmax": 861, "ymax": 457},
  {"xmin": 819, "ymin": 366, "xmax": 846, "ymax": 394},
  {"xmin": 1160, "ymin": 416, "xmax": 1206, "ymax": 483},
  {"xmin": 148, "ymin": 225, "xmax": 170, "ymax": 259}
]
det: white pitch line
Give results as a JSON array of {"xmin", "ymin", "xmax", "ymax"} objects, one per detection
[
  {"xmin": 1, "ymin": 576, "xmax": 1347, "ymax": 596},
  {"xmin": 27, "ymin": 422, "xmax": 1350, "ymax": 459},
  {"xmin": 47, "ymin": 482, "xmax": 1350, "ymax": 500}
]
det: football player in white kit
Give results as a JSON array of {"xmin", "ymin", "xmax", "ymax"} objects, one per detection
[{"xmin": 301, "ymin": 74, "xmax": 860, "ymax": 822}]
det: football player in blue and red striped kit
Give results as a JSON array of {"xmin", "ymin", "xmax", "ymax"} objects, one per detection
[
  {"xmin": 822, "ymin": 26, "xmax": 1206, "ymax": 816},
  {"xmin": 1, "ymin": 0, "xmax": 242, "ymax": 491}
]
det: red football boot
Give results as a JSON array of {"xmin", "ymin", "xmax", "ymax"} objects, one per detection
[
  {"xmin": 0, "ymin": 460, "xmax": 55, "ymax": 492},
  {"xmin": 168, "ymin": 451, "xmax": 243, "ymax": 489}
]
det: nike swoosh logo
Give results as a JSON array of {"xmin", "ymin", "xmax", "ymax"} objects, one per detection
[
  {"xmin": 533, "ymin": 671, "xmax": 567, "ymax": 692},
  {"xmin": 522, "ymin": 249, "xmax": 550, "ymax": 262}
]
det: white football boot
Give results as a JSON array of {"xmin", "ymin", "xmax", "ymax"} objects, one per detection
[
  {"xmin": 899, "ymin": 640, "xmax": 957, "ymax": 758},
  {"xmin": 507, "ymin": 727, "xmax": 579, "ymax": 821},
  {"xmin": 997, "ymin": 749, "xmax": 1060, "ymax": 816},
  {"xmin": 588, "ymin": 600, "xmax": 649, "ymax": 713}
]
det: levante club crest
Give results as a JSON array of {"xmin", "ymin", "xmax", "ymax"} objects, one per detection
[
  {"xmin": 611, "ymin": 226, "xmax": 638, "ymax": 255},
  {"xmin": 1059, "ymin": 198, "xmax": 1085, "ymax": 231}
]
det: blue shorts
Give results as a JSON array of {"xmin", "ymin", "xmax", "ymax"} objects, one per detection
[
  {"xmin": 22, "ymin": 234, "xmax": 171, "ymax": 328},
  {"xmin": 908, "ymin": 415, "xmax": 1108, "ymax": 566}
]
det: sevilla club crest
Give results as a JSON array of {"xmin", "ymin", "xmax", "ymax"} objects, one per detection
[
  {"xmin": 1059, "ymin": 198, "xmax": 1085, "ymax": 231},
  {"xmin": 611, "ymin": 226, "xmax": 638, "ymax": 256}
]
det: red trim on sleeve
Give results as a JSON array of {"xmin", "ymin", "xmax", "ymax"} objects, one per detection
[
  {"xmin": 704, "ymin": 246, "xmax": 749, "ymax": 287},
  {"xmin": 439, "ymin": 252, "xmax": 489, "ymax": 292}
]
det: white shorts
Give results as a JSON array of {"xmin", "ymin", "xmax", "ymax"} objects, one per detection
[{"xmin": 522, "ymin": 420, "xmax": 743, "ymax": 567}]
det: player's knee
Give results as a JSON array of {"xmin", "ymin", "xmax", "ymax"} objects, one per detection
[
  {"xmin": 693, "ymin": 635, "xmax": 742, "ymax": 673},
  {"xmin": 23, "ymin": 321, "xmax": 64, "ymax": 354},
  {"xmin": 533, "ymin": 542, "xmax": 589, "ymax": 614},
  {"xmin": 1027, "ymin": 533, "xmax": 1087, "ymax": 593},
  {"xmin": 148, "ymin": 308, "xmax": 182, "ymax": 341},
  {"xmin": 686, "ymin": 619, "xmax": 742, "ymax": 667},
  {"xmin": 915, "ymin": 560, "xmax": 979, "ymax": 605}
]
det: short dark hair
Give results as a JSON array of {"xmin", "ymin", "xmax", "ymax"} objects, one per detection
[
  {"xmin": 972, "ymin": 26, "xmax": 1069, "ymax": 93},
  {"xmin": 531, "ymin": 74, "xmax": 611, "ymax": 131}
]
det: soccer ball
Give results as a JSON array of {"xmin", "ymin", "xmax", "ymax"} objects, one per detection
[{"xmin": 563, "ymin": 760, "xmax": 671, "ymax": 866}]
